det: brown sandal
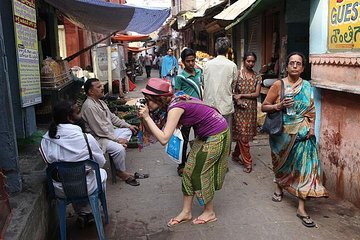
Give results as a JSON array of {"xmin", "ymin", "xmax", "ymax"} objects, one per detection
[{"xmin": 125, "ymin": 176, "xmax": 140, "ymax": 186}]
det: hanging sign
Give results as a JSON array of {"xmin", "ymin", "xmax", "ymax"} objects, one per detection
[
  {"xmin": 12, "ymin": 0, "xmax": 41, "ymax": 107},
  {"xmin": 328, "ymin": 0, "xmax": 360, "ymax": 50}
]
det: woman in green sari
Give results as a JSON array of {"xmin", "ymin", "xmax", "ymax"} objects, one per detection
[{"xmin": 261, "ymin": 52, "xmax": 328, "ymax": 228}]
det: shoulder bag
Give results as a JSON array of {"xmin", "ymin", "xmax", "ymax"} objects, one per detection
[{"xmin": 262, "ymin": 79, "xmax": 284, "ymax": 135}]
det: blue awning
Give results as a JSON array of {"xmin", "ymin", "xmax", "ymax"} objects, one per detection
[{"xmin": 44, "ymin": 0, "xmax": 171, "ymax": 34}]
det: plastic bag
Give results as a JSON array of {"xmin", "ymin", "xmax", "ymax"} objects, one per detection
[{"xmin": 165, "ymin": 129, "xmax": 183, "ymax": 164}]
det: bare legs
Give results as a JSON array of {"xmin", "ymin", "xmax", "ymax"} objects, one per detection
[
  {"xmin": 116, "ymin": 170, "xmax": 133, "ymax": 181},
  {"xmin": 195, "ymin": 200, "xmax": 216, "ymax": 221},
  {"xmin": 273, "ymin": 183, "xmax": 315, "ymax": 226},
  {"xmin": 297, "ymin": 198, "xmax": 307, "ymax": 216},
  {"xmin": 173, "ymin": 195, "xmax": 193, "ymax": 221},
  {"xmin": 274, "ymin": 183, "xmax": 308, "ymax": 214}
]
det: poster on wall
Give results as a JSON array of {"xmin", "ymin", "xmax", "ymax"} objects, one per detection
[
  {"xmin": 328, "ymin": 0, "xmax": 360, "ymax": 50},
  {"xmin": 93, "ymin": 44, "xmax": 126, "ymax": 81},
  {"xmin": 12, "ymin": 0, "xmax": 41, "ymax": 107}
]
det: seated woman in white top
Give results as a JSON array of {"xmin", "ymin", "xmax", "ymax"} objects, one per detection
[{"xmin": 39, "ymin": 100, "xmax": 107, "ymax": 218}]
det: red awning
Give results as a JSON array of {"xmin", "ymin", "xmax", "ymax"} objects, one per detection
[
  {"xmin": 128, "ymin": 46, "xmax": 153, "ymax": 52},
  {"xmin": 112, "ymin": 34, "xmax": 150, "ymax": 42}
]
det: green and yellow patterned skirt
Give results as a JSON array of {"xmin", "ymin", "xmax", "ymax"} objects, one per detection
[{"xmin": 182, "ymin": 128, "xmax": 230, "ymax": 205}]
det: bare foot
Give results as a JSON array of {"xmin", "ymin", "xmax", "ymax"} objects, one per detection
[
  {"xmin": 194, "ymin": 211, "xmax": 216, "ymax": 223},
  {"xmin": 116, "ymin": 171, "xmax": 132, "ymax": 181},
  {"xmin": 168, "ymin": 212, "xmax": 192, "ymax": 227}
]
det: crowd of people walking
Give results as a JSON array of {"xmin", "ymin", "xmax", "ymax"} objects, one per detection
[{"xmin": 40, "ymin": 36, "xmax": 328, "ymax": 232}]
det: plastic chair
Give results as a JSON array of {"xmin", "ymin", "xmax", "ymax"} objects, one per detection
[{"xmin": 46, "ymin": 160, "xmax": 109, "ymax": 240}]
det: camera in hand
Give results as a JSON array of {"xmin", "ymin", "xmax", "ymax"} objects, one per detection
[{"xmin": 135, "ymin": 98, "xmax": 147, "ymax": 108}]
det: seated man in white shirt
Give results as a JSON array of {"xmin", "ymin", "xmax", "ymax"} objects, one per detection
[
  {"xmin": 81, "ymin": 78, "xmax": 148, "ymax": 186},
  {"xmin": 39, "ymin": 100, "xmax": 107, "ymax": 225}
]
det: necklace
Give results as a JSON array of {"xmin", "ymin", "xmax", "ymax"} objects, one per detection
[{"xmin": 242, "ymin": 69, "xmax": 254, "ymax": 80}]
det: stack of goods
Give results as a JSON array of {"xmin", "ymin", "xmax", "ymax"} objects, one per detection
[
  {"xmin": 40, "ymin": 57, "xmax": 73, "ymax": 89},
  {"xmin": 195, "ymin": 51, "xmax": 213, "ymax": 69}
]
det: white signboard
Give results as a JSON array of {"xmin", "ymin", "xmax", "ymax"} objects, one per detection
[{"xmin": 12, "ymin": 0, "xmax": 41, "ymax": 107}]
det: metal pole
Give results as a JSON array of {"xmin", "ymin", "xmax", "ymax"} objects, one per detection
[
  {"xmin": 107, "ymin": 45, "xmax": 112, "ymax": 95},
  {"xmin": 92, "ymin": 47, "xmax": 98, "ymax": 78}
]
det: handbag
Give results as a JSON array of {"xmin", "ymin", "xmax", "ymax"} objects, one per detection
[
  {"xmin": 165, "ymin": 128, "xmax": 184, "ymax": 164},
  {"xmin": 262, "ymin": 79, "xmax": 284, "ymax": 135}
]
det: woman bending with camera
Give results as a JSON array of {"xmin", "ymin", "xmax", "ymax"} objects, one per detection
[{"xmin": 138, "ymin": 78, "xmax": 230, "ymax": 227}]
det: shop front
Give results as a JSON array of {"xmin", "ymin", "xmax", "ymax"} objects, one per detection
[
  {"xmin": 219, "ymin": 0, "xmax": 310, "ymax": 98},
  {"xmin": 310, "ymin": 0, "xmax": 360, "ymax": 207}
]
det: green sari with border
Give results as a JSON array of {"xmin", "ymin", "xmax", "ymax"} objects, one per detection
[{"xmin": 270, "ymin": 79, "xmax": 328, "ymax": 199}]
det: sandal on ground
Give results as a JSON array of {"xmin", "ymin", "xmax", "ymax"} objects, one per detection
[
  {"xmin": 167, "ymin": 218, "xmax": 191, "ymax": 227},
  {"xmin": 272, "ymin": 192, "xmax": 283, "ymax": 202},
  {"xmin": 192, "ymin": 217, "xmax": 218, "ymax": 225},
  {"xmin": 296, "ymin": 214, "xmax": 316, "ymax": 228},
  {"xmin": 125, "ymin": 176, "xmax": 140, "ymax": 186},
  {"xmin": 134, "ymin": 172, "xmax": 149, "ymax": 179},
  {"xmin": 243, "ymin": 167, "xmax": 252, "ymax": 173}
]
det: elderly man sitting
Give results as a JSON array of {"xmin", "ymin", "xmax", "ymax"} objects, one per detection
[{"xmin": 81, "ymin": 78, "xmax": 148, "ymax": 186}]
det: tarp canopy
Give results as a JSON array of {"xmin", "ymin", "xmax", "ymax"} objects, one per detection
[
  {"xmin": 44, "ymin": 0, "xmax": 171, "ymax": 34},
  {"xmin": 128, "ymin": 46, "xmax": 152, "ymax": 52},
  {"xmin": 225, "ymin": 0, "xmax": 282, "ymax": 30},
  {"xmin": 214, "ymin": 0, "xmax": 256, "ymax": 21},
  {"xmin": 193, "ymin": 0, "xmax": 227, "ymax": 18}
]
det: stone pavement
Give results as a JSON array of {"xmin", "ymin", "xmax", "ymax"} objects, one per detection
[{"xmin": 66, "ymin": 70, "xmax": 360, "ymax": 240}]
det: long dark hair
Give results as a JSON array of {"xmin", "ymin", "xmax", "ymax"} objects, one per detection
[
  {"xmin": 48, "ymin": 100, "xmax": 76, "ymax": 138},
  {"xmin": 143, "ymin": 93, "xmax": 172, "ymax": 111}
]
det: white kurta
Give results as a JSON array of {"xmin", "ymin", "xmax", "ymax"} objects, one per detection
[
  {"xmin": 40, "ymin": 124, "xmax": 107, "ymax": 197},
  {"xmin": 203, "ymin": 55, "xmax": 238, "ymax": 115},
  {"xmin": 81, "ymin": 97, "xmax": 131, "ymax": 151}
]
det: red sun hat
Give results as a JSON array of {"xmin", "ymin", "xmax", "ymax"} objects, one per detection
[{"xmin": 141, "ymin": 78, "xmax": 173, "ymax": 96}]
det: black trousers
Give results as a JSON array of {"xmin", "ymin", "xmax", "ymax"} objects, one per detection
[
  {"xmin": 145, "ymin": 66, "xmax": 152, "ymax": 78},
  {"xmin": 178, "ymin": 126, "xmax": 192, "ymax": 168}
]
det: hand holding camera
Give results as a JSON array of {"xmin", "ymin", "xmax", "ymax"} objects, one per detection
[
  {"xmin": 136, "ymin": 98, "xmax": 150, "ymax": 119},
  {"xmin": 135, "ymin": 98, "xmax": 147, "ymax": 109}
]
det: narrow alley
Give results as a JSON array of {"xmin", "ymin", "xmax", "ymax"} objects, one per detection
[{"xmin": 66, "ymin": 72, "xmax": 360, "ymax": 240}]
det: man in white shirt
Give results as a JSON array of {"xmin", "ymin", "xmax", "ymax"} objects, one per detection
[
  {"xmin": 40, "ymin": 100, "xmax": 107, "ymax": 223},
  {"xmin": 203, "ymin": 37, "xmax": 238, "ymax": 126}
]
